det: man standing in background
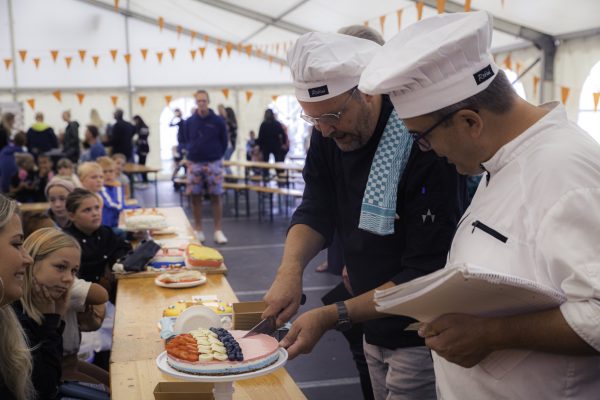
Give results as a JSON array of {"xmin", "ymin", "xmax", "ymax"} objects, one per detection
[{"xmin": 62, "ymin": 110, "xmax": 81, "ymax": 163}]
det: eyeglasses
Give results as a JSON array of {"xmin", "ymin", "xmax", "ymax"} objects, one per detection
[
  {"xmin": 300, "ymin": 87, "xmax": 357, "ymax": 129},
  {"xmin": 409, "ymin": 109, "xmax": 478, "ymax": 151}
]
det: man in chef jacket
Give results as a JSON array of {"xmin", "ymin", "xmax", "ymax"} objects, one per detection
[{"xmin": 359, "ymin": 10, "xmax": 600, "ymax": 400}]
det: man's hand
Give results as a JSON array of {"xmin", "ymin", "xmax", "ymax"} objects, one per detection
[
  {"xmin": 262, "ymin": 269, "xmax": 303, "ymax": 327},
  {"xmin": 279, "ymin": 306, "xmax": 337, "ymax": 360},
  {"xmin": 419, "ymin": 313, "xmax": 496, "ymax": 368}
]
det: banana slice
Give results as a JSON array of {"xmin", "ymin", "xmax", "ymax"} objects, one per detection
[
  {"xmin": 211, "ymin": 343, "xmax": 226, "ymax": 353},
  {"xmin": 197, "ymin": 345, "xmax": 212, "ymax": 354},
  {"xmin": 199, "ymin": 353, "xmax": 214, "ymax": 361},
  {"xmin": 213, "ymin": 353, "xmax": 228, "ymax": 361},
  {"xmin": 208, "ymin": 337, "xmax": 221, "ymax": 344},
  {"xmin": 196, "ymin": 338, "xmax": 211, "ymax": 346},
  {"xmin": 207, "ymin": 331, "xmax": 218, "ymax": 338}
]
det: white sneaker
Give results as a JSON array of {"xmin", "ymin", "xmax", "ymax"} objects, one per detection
[
  {"xmin": 195, "ymin": 231, "xmax": 206, "ymax": 243},
  {"xmin": 214, "ymin": 230, "xmax": 228, "ymax": 244}
]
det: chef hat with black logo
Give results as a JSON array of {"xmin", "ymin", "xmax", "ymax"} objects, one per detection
[
  {"xmin": 288, "ymin": 32, "xmax": 380, "ymax": 102},
  {"xmin": 359, "ymin": 11, "xmax": 498, "ymax": 118}
]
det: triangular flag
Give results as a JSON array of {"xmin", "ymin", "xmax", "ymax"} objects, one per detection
[
  {"xmin": 158, "ymin": 17, "xmax": 165, "ymax": 31},
  {"xmin": 533, "ymin": 76, "xmax": 541, "ymax": 96},
  {"xmin": 515, "ymin": 62, "xmax": 522, "ymax": 75},
  {"xmin": 140, "ymin": 48, "xmax": 148, "ymax": 60},
  {"xmin": 65, "ymin": 56, "xmax": 72, "ymax": 68},
  {"xmin": 199, "ymin": 47, "xmax": 206, "ymax": 58},
  {"xmin": 156, "ymin": 52, "xmax": 163, "ymax": 64},
  {"xmin": 190, "ymin": 49, "xmax": 197, "ymax": 60},
  {"xmin": 465, "ymin": 0, "xmax": 472, "ymax": 11},
  {"xmin": 78, "ymin": 49, "xmax": 86, "ymax": 62},
  {"xmin": 225, "ymin": 42, "xmax": 233, "ymax": 57},
  {"xmin": 4, "ymin": 58, "xmax": 12, "ymax": 70},
  {"xmin": 123, "ymin": 53, "xmax": 131, "ymax": 65},
  {"xmin": 110, "ymin": 49, "xmax": 118, "ymax": 62},
  {"xmin": 416, "ymin": 1, "xmax": 425, "ymax": 20},
  {"xmin": 363, "ymin": 20, "xmax": 369, "ymax": 27},
  {"xmin": 169, "ymin": 48, "xmax": 176, "ymax": 60},
  {"xmin": 437, "ymin": 0, "xmax": 447, "ymax": 13},
  {"xmin": 165, "ymin": 95, "xmax": 172, "ymax": 105},
  {"xmin": 176, "ymin": 25, "xmax": 183, "ymax": 38},
  {"xmin": 50, "ymin": 50, "xmax": 59, "ymax": 63},
  {"xmin": 114, "ymin": 0, "xmax": 119, "ymax": 11},
  {"xmin": 92, "ymin": 55, "xmax": 99, "ymax": 67},
  {"xmin": 139, "ymin": 96, "xmax": 147, "ymax": 106},
  {"xmin": 216, "ymin": 48, "xmax": 224, "ymax": 60},
  {"xmin": 52, "ymin": 90, "xmax": 62, "ymax": 102},
  {"xmin": 503, "ymin": 53, "xmax": 512, "ymax": 70},
  {"xmin": 111, "ymin": 95, "xmax": 118, "ymax": 106},
  {"xmin": 203, "ymin": 35, "xmax": 209, "ymax": 45},
  {"xmin": 222, "ymin": 88, "xmax": 230, "ymax": 99},
  {"xmin": 245, "ymin": 91, "xmax": 253, "ymax": 102},
  {"xmin": 76, "ymin": 93, "xmax": 85, "ymax": 105},
  {"xmin": 560, "ymin": 86, "xmax": 570, "ymax": 105},
  {"xmin": 593, "ymin": 92, "xmax": 600, "ymax": 112},
  {"xmin": 271, "ymin": 95, "xmax": 278, "ymax": 102},
  {"xmin": 379, "ymin": 15, "xmax": 386, "ymax": 35},
  {"xmin": 190, "ymin": 30, "xmax": 197, "ymax": 42},
  {"xmin": 33, "ymin": 58, "xmax": 40, "ymax": 69},
  {"xmin": 245, "ymin": 45, "xmax": 252, "ymax": 58},
  {"xmin": 26, "ymin": 99, "xmax": 35, "ymax": 110},
  {"xmin": 268, "ymin": 55, "xmax": 273, "ymax": 66},
  {"xmin": 18, "ymin": 50, "xmax": 27, "ymax": 63}
]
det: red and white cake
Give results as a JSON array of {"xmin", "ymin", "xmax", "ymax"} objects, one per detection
[{"xmin": 165, "ymin": 328, "xmax": 280, "ymax": 375}]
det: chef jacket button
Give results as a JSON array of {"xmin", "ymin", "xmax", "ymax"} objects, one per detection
[
  {"xmin": 82, "ymin": 239, "xmax": 86, "ymax": 243},
  {"xmin": 104, "ymin": 255, "xmax": 108, "ymax": 259}
]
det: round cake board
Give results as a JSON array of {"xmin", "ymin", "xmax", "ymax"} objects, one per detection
[{"xmin": 156, "ymin": 348, "xmax": 288, "ymax": 400}]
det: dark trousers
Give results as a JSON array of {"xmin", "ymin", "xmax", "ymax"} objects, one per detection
[{"xmin": 138, "ymin": 154, "xmax": 148, "ymax": 182}]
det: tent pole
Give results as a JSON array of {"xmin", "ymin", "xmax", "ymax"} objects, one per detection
[
  {"xmin": 124, "ymin": 0, "xmax": 133, "ymax": 118},
  {"xmin": 7, "ymin": 0, "xmax": 18, "ymax": 102}
]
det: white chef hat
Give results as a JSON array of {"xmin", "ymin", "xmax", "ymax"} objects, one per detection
[
  {"xmin": 288, "ymin": 32, "xmax": 380, "ymax": 102},
  {"xmin": 359, "ymin": 11, "xmax": 498, "ymax": 118}
]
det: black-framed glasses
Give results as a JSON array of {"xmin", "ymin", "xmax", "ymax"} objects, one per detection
[
  {"xmin": 300, "ymin": 87, "xmax": 357, "ymax": 129},
  {"xmin": 408, "ymin": 110, "xmax": 460, "ymax": 151}
]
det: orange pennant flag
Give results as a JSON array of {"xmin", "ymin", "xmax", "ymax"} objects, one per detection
[
  {"xmin": 222, "ymin": 88, "xmax": 230, "ymax": 99},
  {"xmin": 379, "ymin": 15, "xmax": 386, "ymax": 35},
  {"xmin": 4, "ymin": 58, "xmax": 12, "ymax": 70},
  {"xmin": 164, "ymin": 95, "xmax": 172, "ymax": 105},
  {"xmin": 110, "ymin": 49, "xmax": 118, "ymax": 62},
  {"xmin": 271, "ymin": 95, "xmax": 278, "ymax": 102},
  {"xmin": 114, "ymin": 0, "xmax": 119, "ymax": 11},
  {"xmin": 503, "ymin": 53, "xmax": 512, "ymax": 70},
  {"xmin": 140, "ymin": 48, "xmax": 148, "ymax": 60},
  {"xmin": 111, "ymin": 95, "xmax": 118, "ymax": 107},
  {"xmin": 65, "ymin": 56, "xmax": 73, "ymax": 68},
  {"xmin": 245, "ymin": 45, "xmax": 252, "ymax": 58},
  {"xmin": 515, "ymin": 62, "xmax": 522, "ymax": 75},
  {"xmin": 138, "ymin": 96, "xmax": 147, "ymax": 106},
  {"xmin": 169, "ymin": 48, "xmax": 176, "ymax": 60},
  {"xmin": 50, "ymin": 50, "xmax": 59, "ymax": 63},
  {"xmin": 199, "ymin": 47, "xmax": 206, "ymax": 58},
  {"xmin": 560, "ymin": 86, "xmax": 570, "ymax": 105},
  {"xmin": 225, "ymin": 42, "xmax": 233, "ymax": 57},
  {"xmin": 437, "ymin": 0, "xmax": 447, "ymax": 13},
  {"xmin": 363, "ymin": 20, "xmax": 369, "ymax": 27},
  {"xmin": 533, "ymin": 76, "xmax": 541, "ymax": 96},
  {"xmin": 396, "ymin": 9, "xmax": 403, "ymax": 30},
  {"xmin": 156, "ymin": 52, "xmax": 164, "ymax": 64},
  {"xmin": 76, "ymin": 92, "xmax": 85, "ymax": 105},
  {"xmin": 216, "ymin": 48, "xmax": 224, "ymax": 60},
  {"xmin": 78, "ymin": 49, "xmax": 87, "ymax": 62},
  {"xmin": 190, "ymin": 30, "xmax": 197, "ymax": 43},
  {"xmin": 158, "ymin": 17, "xmax": 165, "ymax": 31},
  {"xmin": 123, "ymin": 53, "xmax": 131, "ymax": 65},
  {"xmin": 33, "ymin": 58, "xmax": 40, "ymax": 69},
  {"xmin": 190, "ymin": 50, "xmax": 197, "ymax": 60},
  {"xmin": 593, "ymin": 92, "xmax": 600, "ymax": 112},
  {"xmin": 26, "ymin": 99, "xmax": 35, "ymax": 110},
  {"xmin": 52, "ymin": 90, "xmax": 62, "ymax": 102},
  {"xmin": 464, "ymin": 0, "xmax": 472, "ymax": 11},
  {"xmin": 176, "ymin": 25, "xmax": 183, "ymax": 38},
  {"xmin": 203, "ymin": 35, "xmax": 209, "ymax": 45},
  {"xmin": 18, "ymin": 50, "xmax": 27, "ymax": 63},
  {"xmin": 416, "ymin": 1, "xmax": 425, "ymax": 21},
  {"xmin": 268, "ymin": 55, "xmax": 273, "ymax": 66},
  {"xmin": 245, "ymin": 91, "xmax": 253, "ymax": 102},
  {"xmin": 92, "ymin": 55, "xmax": 99, "ymax": 67}
]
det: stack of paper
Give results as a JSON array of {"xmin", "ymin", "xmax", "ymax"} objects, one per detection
[{"xmin": 374, "ymin": 263, "xmax": 566, "ymax": 322}]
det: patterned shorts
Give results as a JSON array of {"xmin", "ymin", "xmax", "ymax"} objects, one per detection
[{"xmin": 186, "ymin": 160, "xmax": 224, "ymax": 196}]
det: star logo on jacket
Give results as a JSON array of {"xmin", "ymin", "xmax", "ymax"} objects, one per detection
[{"xmin": 422, "ymin": 209, "xmax": 435, "ymax": 223}]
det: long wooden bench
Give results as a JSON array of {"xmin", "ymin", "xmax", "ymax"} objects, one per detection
[
  {"xmin": 247, "ymin": 185, "xmax": 304, "ymax": 220},
  {"xmin": 173, "ymin": 178, "xmax": 250, "ymax": 217}
]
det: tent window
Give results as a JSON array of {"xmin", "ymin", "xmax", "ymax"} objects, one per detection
[
  {"xmin": 577, "ymin": 60, "xmax": 600, "ymax": 143},
  {"xmin": 268, "ymin": 95, "xmax": 310, "ymax": 161},
  {"xmin": 503, "ymin": 69, "xmax": 527, "ymax": 100},
  {"xmin": 159, "ymin": 97, "xmax": 196, "ymax": 162}
]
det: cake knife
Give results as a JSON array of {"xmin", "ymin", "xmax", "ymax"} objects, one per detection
[{"xmin": 243, "ymin": 294, "xmax": 306, "ymax": 338}]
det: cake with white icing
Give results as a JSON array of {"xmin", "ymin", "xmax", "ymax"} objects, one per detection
[
  {"xmin": 165, "ymin": 328, "xmax": 279, "ymax": 375},
  {"xmin": 124, "ymin": 208, "xmax": 168, "ymax": 230}
]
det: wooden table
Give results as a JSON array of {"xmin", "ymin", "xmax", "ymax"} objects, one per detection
[
  {"xmin": 18, "ymin": 202, "xmax": 49, "ymax": 214},
  {"xmin": 123, "ymin": 163, "xmax": 161, "ymax": 206}
]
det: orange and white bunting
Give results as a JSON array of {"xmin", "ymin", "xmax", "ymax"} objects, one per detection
[
  {"xmin": 165, "ymin": 95, "xmax": 172, "ymax": 105},
  {"xmin": 140, "ymin": 48, "xmax": 148, "ymax": 60},
  {"xmin": 78, "ymin": 49, "xmax": 87, "ymax": 62},
  {"xmin": 503, "ymin": 53, "xmax": 512, "ymax": 70},
  {"xmin": 190, "ymin": 49, "xmax": 197, "ymax": 60},
  {"xmin": 533, "ymin": 76, "xmax": 541, "ymax": 96},
  {"xmin": 245, "ymin": 45, "xmax": 252, "ymax": 58},
  {"xmin": 4, "ymin": 58, "xmax": 12, "ymax": 70},
  {"xmin": 379, "ymin": 15, "xmax": 386, "ymax": 35},
  {"xmin": 138, "ymin": 96, "xmax": 147, "ymax": 106},
  {"xmin": 465, "ymin": 0, "xmax": 472, "ymax": 11},
  {"xmin": 245, "ymin": 91, "xmax": 253, "ymax": 102},
  {"xmin": 237, "ymin": 42, "xmax": 243, "ymax": 54},
  {"xmin": 114, "ymin": 0, "xmax": 119, "ymax": 11},
  {"xmin": 176, "ymin": 25, "xmax": 183, "ymax": 39},
  {"xmin": 158, "ymin": 17, "xmax": 165, "ymax": 32},
  {"xmin": 560, "ymin": 86, "xmax": 570, "ymax": 105},
  {"xmin": 156, "ymin": 52, "xmax": 164, "ymax": 64},
  {"xmin": 18, "ymin": 50, "xmax": 27, "ymax": 63},
  {"xmin": 168, "ymin": 48, "xmax": 176, "ymax": 60},
  {"xmin": 199, "ymin": 47, "xmax": 206, "ymax": 58},
  {"xmin": 92, "ymin": 55, "xmax": 100, "ymax": 67},
  {"xmin": 111, "ymin": 95, "xmax": 118, "ymax": 107},
  {"xmin": 26, "ymin": 99, "xmax": 35, "ymax": 110},
  {"xmin": 52, "ymin": 90, "xmax": 62, "ymax": 102},
  {"xmin": 33, "ymin": 58, "xmax": 40, "ymax": 69},
  {"xmin": 225, "ymin": 42, "xmax": 233, "ymax": 57},
  {"xmin": 271, "ymin": 95, "xmax": 278, "ymax": 102},
  {"xmin": 216, "ymin": 48, "xmax": 224, "ymax": 60},
  {"xmin": 222, "ymin": 88, "xmax": 230, "ymax": 99},
  {"xmin": 65, "ymin": 56, "xmax": 73, "ymax": 68},
  {"xmin": 437, "ymin": 0, "xmax": 447, "ymax": 13},
  {"xmin": 76, "ymin": 93, "xmax": 85, "ymax": 105},
  {"xmin": 594, "ymin": 92, "xmax": 600, "ymax": 112},
  {"xmin": 110, "ymin": 49, "xmax": 118, "ymax": 62},
  {"xmin": 123, "ymin": 53, "xmax": 131, "ymax": 65},
  {"xmin": 51, "ymin": 50, "xmax": 59, "ymax": 63},
  {"xmin": 515, "ymin": 62, "xmax": 522, "ymax": 75},
  {"xmin": 190, "ymin": 30, "xmax": 197, "ymax": 43},
  {"xmin": 203, "ymin": 35, "xmax": 209, "ymax": 45},
  {"xmin": 416, "ymin": 1, "xmax": 425, "ymax": 21}
]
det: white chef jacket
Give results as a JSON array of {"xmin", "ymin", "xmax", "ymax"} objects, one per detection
[{"xmin": 435, "ymin": 102, "xmax": 600, "ymax": 400}]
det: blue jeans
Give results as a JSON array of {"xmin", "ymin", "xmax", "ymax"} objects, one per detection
[{"xmin": 363, "ymin": 340, "xmax": 436, "ymax": 400}]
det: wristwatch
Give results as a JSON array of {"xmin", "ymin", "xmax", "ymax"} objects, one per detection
[{"xmin": 334, "ymin": 301, "xmax": 352, "ymax": 332}]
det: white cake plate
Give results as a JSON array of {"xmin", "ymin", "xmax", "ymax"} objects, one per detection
[{"xmin": 156, "ymin": 348, "xmax": 288, "ymax": 400}]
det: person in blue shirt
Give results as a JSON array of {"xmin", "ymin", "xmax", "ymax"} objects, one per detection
[{"xmin": 80, "ymin": 125, "xmax": 106, "ymax": 162}]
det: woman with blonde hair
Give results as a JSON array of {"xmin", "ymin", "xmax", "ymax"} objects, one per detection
[{"xmin": 0, "ymin": 194, "xmax": 35, "ymax": 400}]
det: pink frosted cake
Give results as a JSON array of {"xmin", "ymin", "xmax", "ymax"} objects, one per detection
[{"xmin": 165, "ymin": 328, "xmax": 280, "ymax": 375}]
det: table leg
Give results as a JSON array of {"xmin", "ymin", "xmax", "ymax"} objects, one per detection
[
  {"xmin": 213, "ymin": 382, "xmax": 234, "ymax": 400},
  {"xmin": 154, "ymin": 171, "xmax": 159, "ymax": 207}
]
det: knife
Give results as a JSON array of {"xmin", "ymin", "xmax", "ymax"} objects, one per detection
[{"xmin": 243, "ymin": 293, "xmax": 306, "ymax": 338}]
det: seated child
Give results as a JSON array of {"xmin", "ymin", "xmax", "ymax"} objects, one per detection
[
  {"xmin": 35, "ymin": 153, "xmax": 55, "ymax": 202},
  {"xmin": 77, "ymin": 161, "xmax": 104, "ymax": 196},
  {"xmin": 45, "ymin": 177, "xmax": 76, "ymax": 228},
  {"xmin": 111, "ymin": 153, "xmax": 131, "ymax": 199},
  {"xmin": 22, "ymin": 212, "xmax": 56, "ymax": 238},
  {"xmin": 10, "ymin": 152, "xmax": 38, "ymax": 203},
  {"xmin": 56, "ymin": 157, "xmax": 82, "ymax": 187},
  {"xmin": 96, "ymin": 157, "xmax": 126, "ymax": 228}
]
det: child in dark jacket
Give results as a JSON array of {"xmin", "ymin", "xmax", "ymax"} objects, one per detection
[{"xmin": 10, "ymin": 152, "xmax": 38, "ymax": 203}]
